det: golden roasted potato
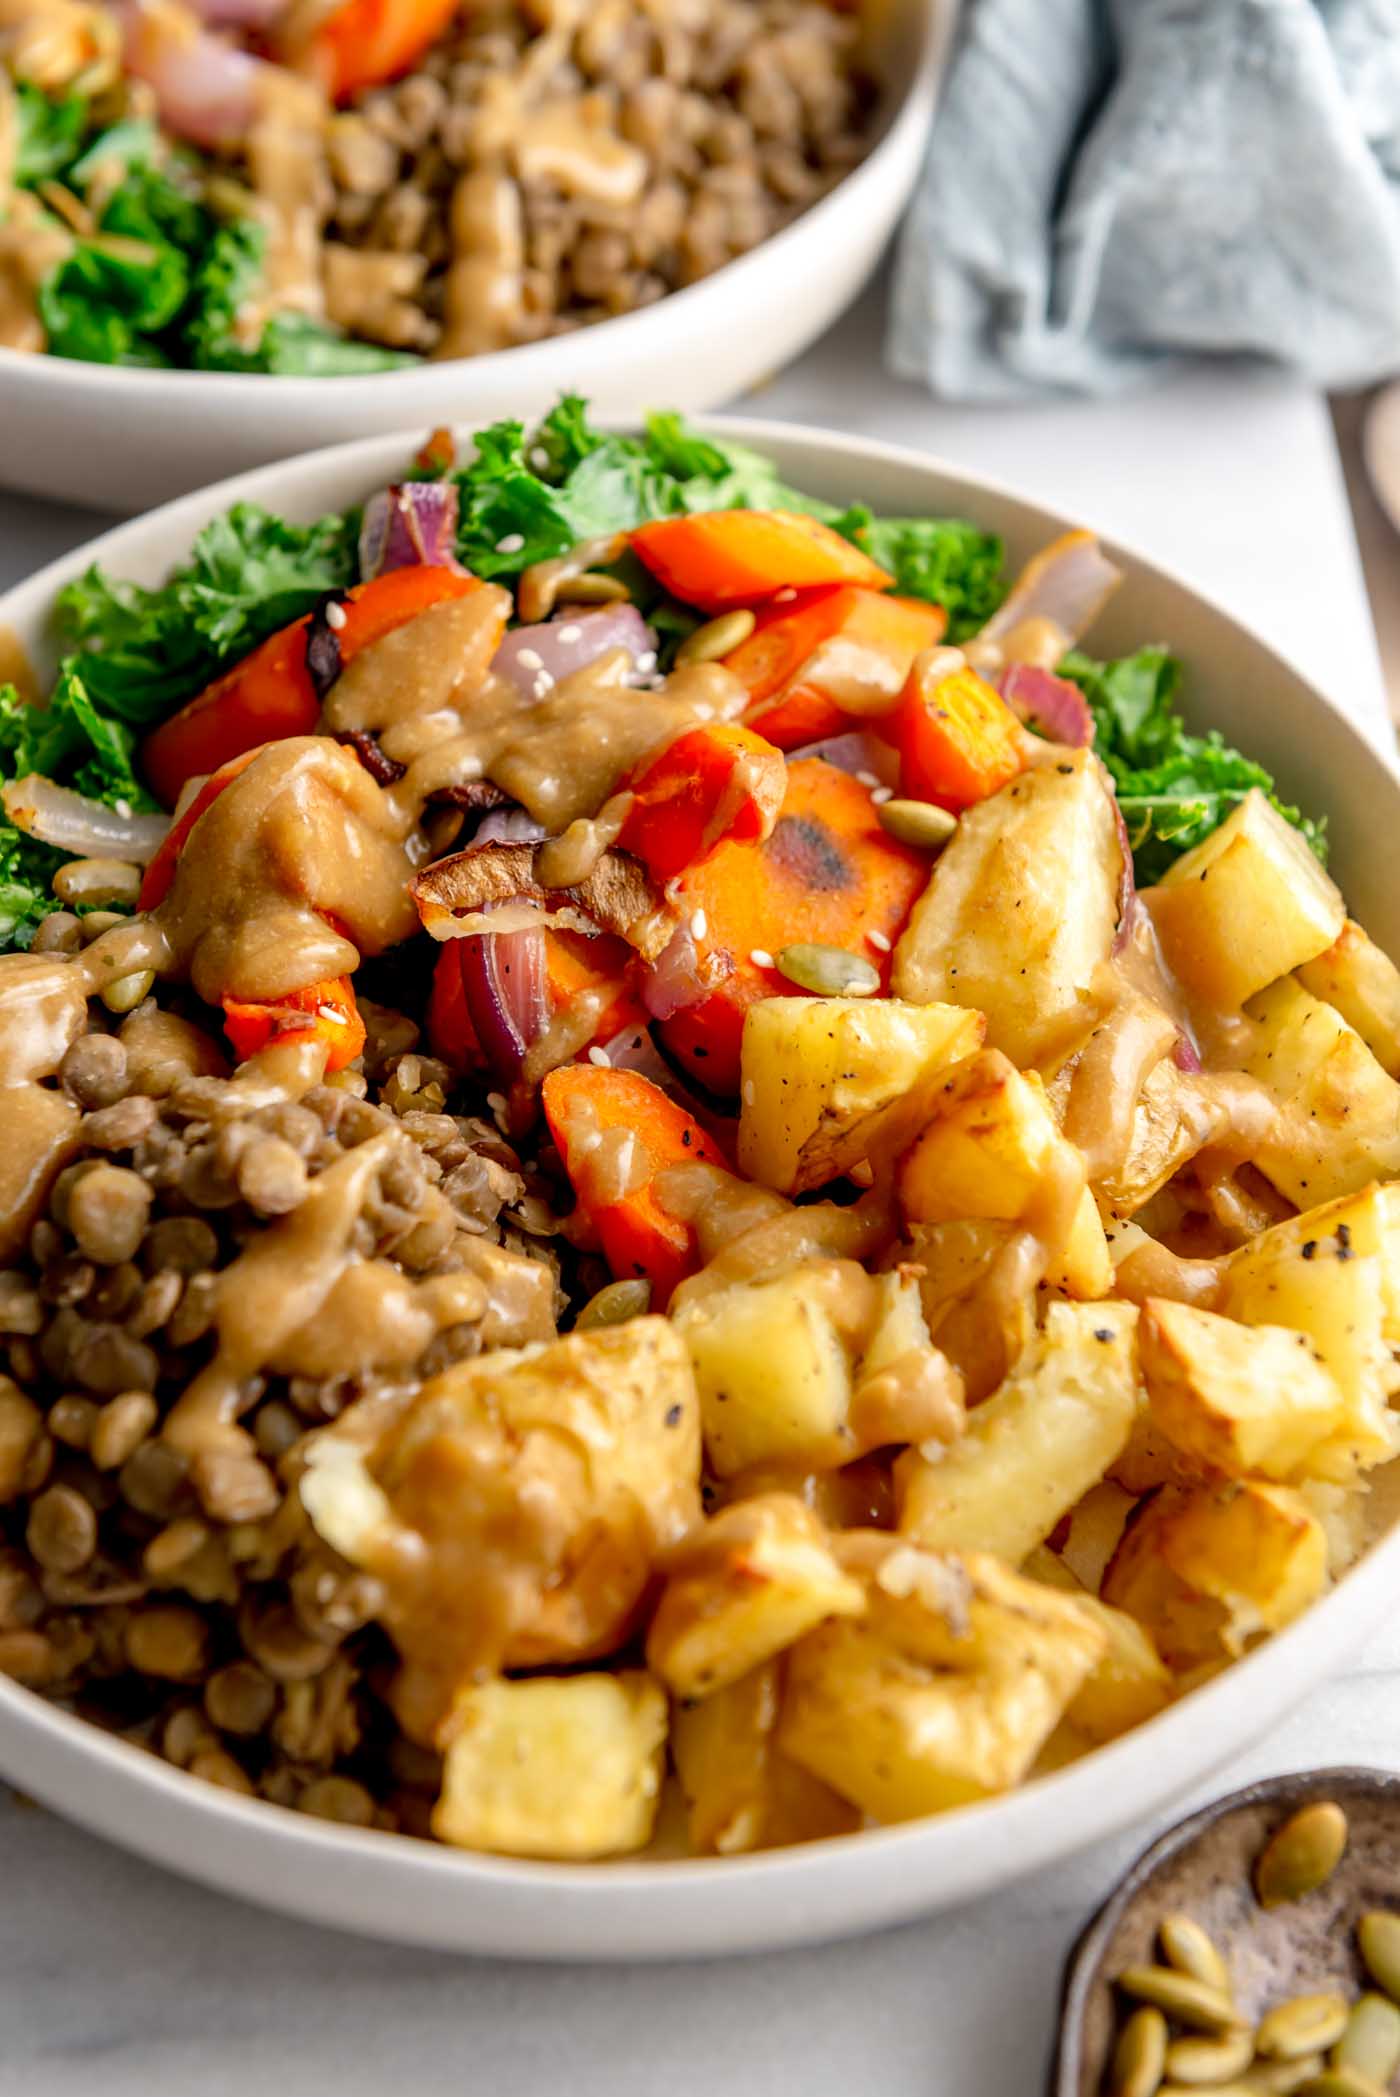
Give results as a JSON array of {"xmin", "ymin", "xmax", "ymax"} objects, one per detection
[
  {"xmin": 1102, "ymin": 1480, "xmax": 1327, "ymax": 1670},
  {"xmin": 675, "ymin": 1259, "xmax": 960, "ymax": 1476},
  {"xmin": 903, "ymin": 1216, "xmax": 1036, "ymax": 1402},
  {"xmin": 1139, "ymin": 1296, "xmax": 1365, "ymax": 1484},
  {"xmin": 646, "ymin": 1493, "xmax": 866, "ymax": 1699},
  {"xmin": 1238, "ymin": 978, "xmax": 1400, "ymax": 1206},
  {"xmin": 778, "ymin": 1538, "xmax": 1106, "ymax": 1820},
  {"xmin": 300, "ymin": 1318, "xmax": 700, "ymax": 1740},
  {"xmin": 670, "ymin": 1662, "xmax": 859, "ymax": 1855},
  {"xmin": 737, "ymin": 995, "xmax": 983, "ymax": 1196},
  {"xmin": 1144, "ymin": 788, "xmax": 1344, "ymax": 1009},
  {"xmin": 434, "ymin": 1672, "xmax": 667, "ymax": 1859},
  {"xmin": 898, "ymin": 1050, "xmax": 1111, "ymax": 1298},
  {"xmin": 1022, "ymin": 1547, "xmax": 1172, "ymax": 1742},
  {"xmin": 896, "ymin": 1301, "xmax": 1140, "ymax": 1563},
  {"xmin": 1094, "ymin": 1059, "xmax": 1258, "ymax": 1216},
  {"xmin": 1298, "ymin": 918, "xmax": 1400, "ymax": 1079},
  {"xmin": 892, "ymin": 748, "xmax": 1122, "ymax": 1066}
]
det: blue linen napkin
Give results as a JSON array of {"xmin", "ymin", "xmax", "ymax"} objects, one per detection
[{"xmin": 889, "ymin": 0, "xmax": 1400, "ymax": 400}]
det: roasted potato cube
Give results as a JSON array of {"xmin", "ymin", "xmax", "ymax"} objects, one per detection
[
  {"xmin": 1022, "ymin": 1547, "xmax": 1172, "ymax": 1743},
  {"xmin": 1145, "ymin": 789, "xmax": 1343, "ymax": 1009},
  {"xmin": 896, "ymin": 1301, "xmax": 1140, "ymax": 1563},
  {"xmin": 904, "ymin": 1217, "xmax": 1036, "ymax": 1402},
  {"xmin": 1218, "ymin": 1197, "xmax": 1399, "ymax": 1464},
  {"xmin": 433, "ymin": 1672, "xmax": 667, "ymax": 1859},
  {"xmin": 301, "ymin": 1318, "xmax": 700, "ymax": 1740},
  {"xmin": 676, "ymin": 1259, "xmax": 960, "ymax": 1475},
  {"xmin": 1102, "ymin": 1480, "xmax": 1328, "ymax": 1670},
  {"xmin": 1298, "ymin": 918, "xmax": 1400, "ymax": 1078},
  {"xmin": 737, "ymin": 995, "xmax": 983, "ymax": 1195},
  {"xmin": 670, "ymin": 1663, "xmax": 859, "ymax": 1854},
  {"xmin": 1139, "ymin": 1296, "xmax": 1368, "ymax": 1483},
  {"xmin": 1237, "ymin": 978, "xmax": 1400, "ymax": 1207},
  {"xmin": 1096, "ymin": 1060, "xmax": 1246, "ymax": 1216},
  {"xmin": 779, "ymin": 1540, "xmax": 1106, "ymax": 1820},
  {"xmin": 892, "ymin": 748, "xmax": 1122, "ymax": 1065},
  {"xmin": 898, "ymin": 1051, "xmax": 1111, "ymax": 1299},
  {"xmin": 646, "ymin": 1493, "xmax": 866, "ymax": 1699}
]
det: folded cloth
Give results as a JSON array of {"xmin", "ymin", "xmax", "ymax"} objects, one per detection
[{"xmin": 889, "ymin": 0, "xmax": 1400, "ymax": 400}]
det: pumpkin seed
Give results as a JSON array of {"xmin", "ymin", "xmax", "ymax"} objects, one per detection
[
  {"xmin": 1161, "ymin": 1914, "xmax": 1231, "ymax": 1994},
  {"xmin": 1116, "ymin": 1967, "xmax": 1243, "ymax": 2033},
  {"xmin": 1332, "ymin": 1993, "xmax": 1400, "ymax": 2084},
  {"xmin": 1244, "ymin": 2062, "xmax": 1326, "ymax": 2095},
  {"xmin": 1165, "ymin": 2029, "xmax": 1255, "ymax": 2083},
  {"xmin": 1256, "ymin": 1997, "xmax": 1351, "ymax": 2061},
  {"xmin": 554, "ymin": 572, "xmax": 631, "ymax": 606},
  {"xmin": 875, "ymin": 797, "xmax": 959, "ymax": 850},
  {"xmin": 1112, "ymin": 2005, "xmax": 1168, "ymax": 2097},
  {"xmin": 575, "ymin": 1278, "xmax": 652, "ymax": 1330},
  {"xmin": 1254, "ymin": 1803, "xmax": 1349, "ymax": 1907},
  {"xmin": 1358, "ymin": 1911, "xmax": 1400, "ymax": 2005},
  {"xmin": 99, "ymin": 968, "xmax": 155, "ymax": 1016},
  {"xmin": 775, "ymin": 943, "xmax": 880, "ymax": 998},
  {"xmin": 674, "ymin": 609, "xmax": 756, "ymax": 667},
  {"xmin": 1158, "ymin": 2087, "xmax": 1255, "ymax": 2097},
  {"xmin": 1294, "ymin": 2072, "xmax": 1387, "ymax": 2097}
]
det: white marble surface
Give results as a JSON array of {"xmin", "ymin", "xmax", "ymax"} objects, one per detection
[{"xmin": 0, "ymin": 289, "xmax": 1395, "ymax": 2097}]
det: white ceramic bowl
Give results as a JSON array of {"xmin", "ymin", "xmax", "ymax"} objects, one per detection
[
  {"xmin": 0, "ymin": 0, "xmax": 949, "ymax": 515},
  {"xmin": 2, "ymin": 417, "xmax": 1399, "ymax": 1962}
]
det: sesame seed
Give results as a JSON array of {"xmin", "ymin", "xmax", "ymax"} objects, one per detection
[
  {"xmin": 871, "ymin": 786, "xmax": 893, "ymax": 804},
  {"xmin": 775, "ymin": 587, "xmax": 797, "ymax": 603},
  {"xmin": 588, "ymin": 1045, "xmax": 611, "ymax": 1067},
  {"xmin": 635, "ymin": 650, "xmax": 657, "ymax": 673},
  {"xmin": 532, "ymin": 671, "xmax": 555, "ymax": 699},
  {"xmin": 556, "ymin": 623, "xmax": 582, "ymax": 644},
  {"xmin": 749, "ymin": 948, "xmax": 774, "ymax": 969},
  {"xmin": 495, "ymin": 532, "xmax": 525, "ymax": 555},
  {"xmin": 516, "ymin": 647, "xmax": 543, "ymax": 671},
  {"xmin": 690, "ymin": 909, "xmax": 708, "ymax": 940},
  {"xmin": 530, "ymin": 447, "xmax": 550, "ymax": 470},
  {"xmin": 324, "ymin": 599, "xmax": 348, "ymax": 631},
  {"xmin": 856, "ymin": 769, "xmax": 879, "ymax": 787},
  {"xmin": 486, "ymin": 1092, "xmax": 507, "ymax": 1115},
  {"xmin": 743, "ymin": 1080, "xmax": 756, "ymax": 1106},
  {"xmin": 114, "ymin": 798, "xmax": 132, "ymax": 820},
  {"xmin": 867, "ymin": 929, "xmax": 892, "ymax": 953}
]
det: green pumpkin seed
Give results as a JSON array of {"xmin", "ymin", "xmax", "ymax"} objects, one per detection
[
  {"xmin": 1332, "ymin": 1993, "xmax": 1400, "ymax": 2084},
  {"xmin": 875, "ymin": 797, "xmax": 959, "ymax": 850},
  {"xmin": 1294, "ymin": 2071, "xmax": 1388, "ymax": 2097},
  {"xmin": 1112, "ymin": 2005, "xmax": 1168, "ymax": 2097},
  {"xmin": 1165, "ymin": 2028, "xmax": 1255, "ymax": 2083},
  {"xmin": 1116, "ymin": 1967, "xmax": 1243, "ymax": 2033},
  {"xmin": 1256, "ymin": 1997, "xmax": 1350, "ymax": 2062},
  {"xmin": 1254, "ymin": 1802, "xmax": 1349, "ymax": 1907},
  {"xmin": 674, "ymin": 609, "xmax": 756, "ymax": 667},
  {"xmin": 575, "ymin": 1278, "xmax": 652, "ymax": 1330},
  {"xmin": 99, "ymin": 967, "xmax": 155, "ymax": 1015},
  {"xmin": 1244, "ymin": 2062, "xmax": 1326, "ymax": 2095},
  {"xmin": 554, "ymin": 572, "xmax": 631, "ymax": 606},
  {"xmin": 1358, "ymin": 1911, "xmax": 1400, "ymax": 2005},
  {"xmin": 775, "ymin": 943, "xmax": 880, "ymax": 998},
  {"xmin": 1160, "ymin": 1914, "xmax": 1231, "ymax": 1994}
]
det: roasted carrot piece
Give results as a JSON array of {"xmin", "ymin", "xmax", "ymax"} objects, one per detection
[
  {"xmin": 544, "ymin": 929, "xmax": 644, "ymax": 1045},
  {"xmin": 426, "ymin": 944, "xmax": 486, "ymax": 1073},
  {"xmin": 141, "ymin": 565, "xmax": 479, "ymax": 808},
  {"xmin": 731, "ymin": 587, "xmax": 949, "ymax": 749},
  {"xmin": 659, "ymin": 758, "xmax": 928, "ymax": 1095},
  {"xmin": 542, "ymin": 1065, "xmax": 725, "ymax": 1302},
  {"xmin": 304, "ymin": 0, "xmax": 459, "ymax": 100},
  {"xmin": 616, "ymin": 723, "xmax": 786, "ymax": 881},
  {"xmin": 222, "ymin": 976, "xmax": 365, "ymax": 1073},
  {"xmin": 894, "ymin": 656, "xmax": 1025, "ymax": 811},
  {"xmin": 138, "ymin": 747, "xmax": 264, "ymax": 911},
  {"xmin": 630, "ymin": 511, "xmax": 893, "ymax": 612}
]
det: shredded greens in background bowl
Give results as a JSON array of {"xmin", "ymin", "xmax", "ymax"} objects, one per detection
[{"xmin": 0, "ymin": 398, "xmax": 1324, "ymax": 949}]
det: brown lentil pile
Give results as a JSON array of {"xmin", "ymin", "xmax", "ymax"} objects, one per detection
[
  {"xmin": 0, "ymin": 994, "xmax": 565, "ymax": 1831},
  {"xmin": 320, "ymin": 0, "xmax": 875, "ymax": 354}
]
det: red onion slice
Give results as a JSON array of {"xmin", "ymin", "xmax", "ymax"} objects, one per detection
[
  {"xmin": 1172, "ymin": 1031, "xmax": 1203, "ymax": 1074},
  {"xmin": 492, "ymin": 608, "xmax": 656, "ymax": 701},
  {"xmin": 472, "ymin": 806, "xmax": 548, "ymax": 847},
  {"xmin": 114, "ymin": 0, "xmax": 263, "ymax": 147},
  {"xmin": 457, "ymin": 904, "xmax": 548, "ymax": 1084},
  {"xmin": 185, "ymin": 0, "xmax": 286, "ymax": 26},
  {"xmin": 2, "ymin": 775, "xmax": 170, "ymax": 865},
  {"xmin": 786, "ymin": 730, "xmax": 899, "ymax": 785},
  {"xmin": 981, "ymin": 530, "xmax": 1123, "ymax": 651},
  {"xmin": 1000, "ymin": 665, "xmax": 1094, "ymax": 747},
  {"xmin": 358, "ymin": 484, "xmax": 464, "ymax": 581}
]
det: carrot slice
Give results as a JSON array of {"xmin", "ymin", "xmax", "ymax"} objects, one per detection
[
  {"xmin": 659, "ymin": 758, "xmax": 928, "ymax": 1095},
  {"xmin": 137, "ymin": 746, "xmax": 263, "ymax": 911},
  {"xmin": 543, "ymin": 1065, "xmax": 725, "ymax": 1303},
  {"xmin": 616, "ymin": 723, "xmax": 786, "ymax": 881},
  {"xmin": 731, "ymin": 587, "xmax": 950, "ymax": 749},
  {"xmin": 894, "ymin": 657, "xmax": 1024, "ymax": 810},
  {"xmin": 544, "ymin": 929, "xmax": 643, "ymax": 1047},
  {"xmin": 426, "ymin": 944, "xmax": 486, "ymax": 1073},
  {"xmin": 141, "ymin": 565, "xmax": 480, "ymax": 809},
  {"xmin": 305, "ymin": 0, "xmax": 459, "ymax": 100},
  {"xmin": 222, "ymin": 976, "xmax": 365, "ymax": 1073},
  {"xmin": 630, "ymin": 511, "xmax": 892, "ymax": 612}
]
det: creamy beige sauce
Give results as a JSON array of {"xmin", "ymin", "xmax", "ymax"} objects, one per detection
[{"xmin": 436, "ymin": 169, "xmax": 526, "ymax": 362}]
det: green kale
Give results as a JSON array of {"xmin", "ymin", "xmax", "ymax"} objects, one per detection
[
  {"xmin": 12, "ymin": 80, "xmax": 86, "ymax": 185},
  {"xmin": 1061, "ymin": 645, "xmax": 1326, "ymax": 885},
  {"xmin": 186, "ymin": 221, "xmax": 412, "ymax": 376},
  {"xmin": 0, "ymin": 824, "xmax": 67, "ymax": 950},
  {"xmin": 835, "ymin": 512, "xmax": 1007, "ymax": 642}
]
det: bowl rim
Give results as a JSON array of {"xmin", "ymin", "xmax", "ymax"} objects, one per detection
[
  {"xmin": 0, "ymin": 0, "xmax": 941, "ymax": 404},
  {"xmin": 2, "ymin": 409, "xmax": 1399, "ymax": 1955}
]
